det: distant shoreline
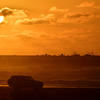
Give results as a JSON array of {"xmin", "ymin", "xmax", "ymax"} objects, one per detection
[{"xmin": 0, "ymin": 54, "xmax": 100, "ymax": 57}]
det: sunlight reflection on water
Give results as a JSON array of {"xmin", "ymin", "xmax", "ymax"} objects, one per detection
[{"xmin": 0, "ymin": 85, "xmax": 9, "ymax": 87}]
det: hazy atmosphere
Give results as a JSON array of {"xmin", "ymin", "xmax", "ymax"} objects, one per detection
[{"xmin": 0, "ymin": 0, "xmax": 100, "ymax": 55}]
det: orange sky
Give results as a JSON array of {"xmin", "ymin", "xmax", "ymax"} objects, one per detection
[{"xmin": 0, "ymin": 0, "xmax": 100, "ymax": 55}]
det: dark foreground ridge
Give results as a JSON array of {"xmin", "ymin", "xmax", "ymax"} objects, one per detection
[{"xmin": 0, "ymin": 86, "xmax": 100, "ymax": 100}]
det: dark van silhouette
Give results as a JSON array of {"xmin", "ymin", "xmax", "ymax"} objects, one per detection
[{"xmin": 7, "ymin": 75, "xmax": 44, "ymax": 90}]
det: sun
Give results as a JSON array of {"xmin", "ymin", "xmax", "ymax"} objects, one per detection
[{"xmin": 0, "ymin": 10, "xmax": 4, "ymax": 23}]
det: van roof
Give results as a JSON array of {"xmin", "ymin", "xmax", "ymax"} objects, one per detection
[{"xmin": 11, "ymin": 75, "xmax": 32, "ymax": 78}]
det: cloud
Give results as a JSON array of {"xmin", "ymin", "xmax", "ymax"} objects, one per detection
[
  {"xmin": 15, "ymin": 18, "xmax": 50, "ymax": 25},
  {"xmin": 1, "ymin": 7, "xmax": 13, "ymax": 16},
  {"xmin": 0, "ymin": 30, "xmax": 35, "ymax": 49},
  {"xmin": 61, "ymin": 28, "xmax": 85, "ymax": 34},
  {"xmin": 49, "ymin": 6, "xmax": 69, "ymax": 12},
  {"xmin": 0, "ymin": 21, "xmax": 8, "ymax": 25},
  {"xmin": 14, "ymin": 30, "xmax": 35, "ymax": 41},
  {"xmin": 77, "ymin": 2, "xmax": 95, "ymax": 7},
  {"xmin": 15, "ymin": 11, "xmax": 95, "ymax": 25},
  {"xmin": 0, "ymin": 7, "xmax": 28, "ymax": 25},
  {"xmin": 15, "ymin": 14, "xmax": 56, "ymax": 25},
  {"xmin": 94, "ymin": 6, "xmax": 100, "ymax": 9},
  {"xmin": 0, "ymin": 10, "xmax": 3, "ymax": 16},
  {"xmin": 65, "ymin": 12, "xmax": 94, "ymax": 18},
  {"xmin": 0, "ymin": 30, "xmax": 56, "ymax": 54},
  {"xmin": 1, "ymin": 7, "xmax": 27, "ymax": 18},
  {"xmin": 95, "ymin": 14, "xmax": 100, "ymax": 18},
  {"xmin": 14, "ymin": 30, "xmax": 54, "ymax": 43},
  {"xmin": 0, "ymin": 29, "xmax": 100, "ymax": 55},
  {"xmin": 57, "ymin": 12, "xmax": 94, "ymax": 24}
]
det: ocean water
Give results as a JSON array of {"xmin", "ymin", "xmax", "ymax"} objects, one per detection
[
  {"xmin": 44, "ymin": 80, "xmax": 100, "ymax": 88},
  {"xmin": 0, "ymin": 62, "xmax": 100, "ymax": 88}
]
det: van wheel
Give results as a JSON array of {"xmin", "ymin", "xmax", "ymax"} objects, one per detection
[
  {"xmin": 34, "ymin": 85, "xmax": 42, "ymax": 91},
  {"xmin": 14, "ymin": 83, "xmax": 22, "ymax": 91}
]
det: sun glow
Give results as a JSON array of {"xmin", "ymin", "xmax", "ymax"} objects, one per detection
[{"xmin": 0, "ymin": 10, "xmax": 4, "ymax": 23}]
